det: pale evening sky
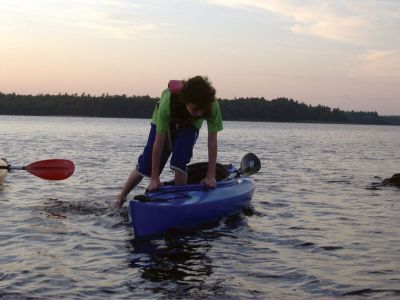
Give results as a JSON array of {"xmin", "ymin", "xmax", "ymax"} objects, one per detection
[{"xmin": 1, "ymin": 0, "xmax": 399, "ymax": 115}]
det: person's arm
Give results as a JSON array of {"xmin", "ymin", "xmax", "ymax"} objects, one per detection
[
  {"xmin": 202, "ymin": 131, "xmax": 218, "ymax": 188},
  {"xmin": 148, "ymin": 132, "xmax": 166, "ymax": 191}
]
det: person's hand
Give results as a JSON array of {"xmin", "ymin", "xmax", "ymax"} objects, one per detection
[
  {"xmin": 148, "ymin": 177, "xmax": 161, "ymax": 191},
  {"xmin": 113, "ymin": 193, "xmax": 126, "ymax": 208},
  {"xmin": 201, "ymin": 176, "xmax": 217, "ymax": 188}
]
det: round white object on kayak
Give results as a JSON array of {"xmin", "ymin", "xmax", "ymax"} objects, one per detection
[{"xmin": 0, "ymin": 158, "xmax": 8, "ymax": 183}]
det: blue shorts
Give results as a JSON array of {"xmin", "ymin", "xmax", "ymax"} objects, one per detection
[{"xmin": 136, "ymin": 123, "xmax": 199, "ymax": 177}]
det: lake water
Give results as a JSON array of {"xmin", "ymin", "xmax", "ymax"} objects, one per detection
[{"xmin": 0, "ymin": 115, "xmax": 399, "ymax": 299}]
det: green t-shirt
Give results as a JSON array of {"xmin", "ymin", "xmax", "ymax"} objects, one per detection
[{"xmin": 151, "ymin": 89, "xmax": 223, "ymax": 133}]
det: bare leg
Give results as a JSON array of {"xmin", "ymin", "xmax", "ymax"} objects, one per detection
[
  {"xmin": 174, "ymin": 169, "xmax": 187, "ymax": 185},
  {"xmin": 113, "ymin": 170, "xmax": 143, "ymax": 208}
]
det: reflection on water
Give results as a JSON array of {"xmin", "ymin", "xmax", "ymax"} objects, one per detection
[
  {"xmin": 128, "ymin": 213, "xmax": 249, "ymax": 298},
  {"xmin": 1, "ymin": 115, "xmax": 400, "ymax": 299},
  {"xmin": 131, "ymin": 237, "xmax": 213, "ymax": 297}
]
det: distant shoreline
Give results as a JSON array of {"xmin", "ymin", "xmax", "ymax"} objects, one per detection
[
  {"xmin": 1, "ymin": 92, "xmax": 399, "ymax": 125},
  {"xmin": 2, "ymin": 113, "xmax": 400, "ymax": 127}
]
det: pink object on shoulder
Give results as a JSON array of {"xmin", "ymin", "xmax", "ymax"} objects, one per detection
[{"xmin": 168, "ymin": 80, "xmax": 183, "ymax": 94}]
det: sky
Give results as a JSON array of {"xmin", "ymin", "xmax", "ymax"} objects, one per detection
[{"xmin": 1, "ymin": 0, "xmax": 399, "ymax": 115}]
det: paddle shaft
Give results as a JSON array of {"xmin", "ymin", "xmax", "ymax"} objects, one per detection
[{"xmin": 0, "ymin": 165, "xmax": 24, "ymax": 170}]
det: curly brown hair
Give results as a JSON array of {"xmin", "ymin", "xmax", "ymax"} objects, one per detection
[{"xmin": 180, "ymin": 76, "xmax": 216, "ymax": 109}]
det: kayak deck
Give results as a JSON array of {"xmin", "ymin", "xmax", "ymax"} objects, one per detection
[{"xmin": 128, "ymin": 176, "xmax": 255, "ymax": 239}]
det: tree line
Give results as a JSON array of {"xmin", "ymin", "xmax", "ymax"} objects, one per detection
[{"xmin": 0, "ymin": 92, "xmax": 399, "ymax": 125}]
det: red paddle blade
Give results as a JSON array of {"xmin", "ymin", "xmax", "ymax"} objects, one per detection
[{"xmin": 25, "ymin": 159, "xmax": 75, "ymax": 180}]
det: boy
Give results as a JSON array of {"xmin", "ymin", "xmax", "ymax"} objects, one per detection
[{"xmin": 113, "ymin": 76, "xmax": 223, "ymax": 208}]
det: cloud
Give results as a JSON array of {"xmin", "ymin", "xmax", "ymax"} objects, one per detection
[
  {"xmin": 348, "ymin": 49, "xmax": 400, "ymax": 79},
  {"xmin": 1, "ymin": 0, "xmax": 162, "ymax": 40},
  {"xmin": 207, "ymin": 0, "xmax": 398, "ymax": 44}
]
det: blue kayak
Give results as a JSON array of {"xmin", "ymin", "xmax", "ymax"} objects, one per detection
[{"xmin": 128, "ymin": 153, "xmax": 260, "ymax": 239}]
